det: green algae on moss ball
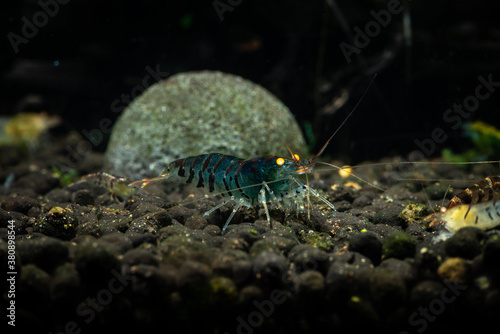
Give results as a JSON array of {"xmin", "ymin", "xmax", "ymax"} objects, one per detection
[
  {"xmin": 382, "ymin": 232, "xmax": 417, "ymax": 260},
  {"xmin": 105, "ymin": 71, "xmax": 308, "ymax": 179}
]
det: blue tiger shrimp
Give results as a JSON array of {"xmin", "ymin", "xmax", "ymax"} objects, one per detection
[
  {"xmin": 75, "ymin": 76, "xmax": 378, "ymax": 233},
  {"xmin": 129, "ymin": 145, "xmax": 335, "ymax": 233}
]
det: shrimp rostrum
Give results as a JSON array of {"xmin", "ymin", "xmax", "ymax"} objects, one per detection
[{"xmin": 129, "ymin": 148, "xmax": 335, "ymax": 233}]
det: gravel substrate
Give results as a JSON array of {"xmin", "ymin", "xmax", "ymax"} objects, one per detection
[{"xmin": 1, "ymin": 137, "xmax": 500, "ymax": 334}]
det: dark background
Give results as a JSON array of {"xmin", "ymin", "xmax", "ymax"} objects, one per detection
[{"xmin": 1, "ymin": 0, "xmax": 499, "ymax": 163}]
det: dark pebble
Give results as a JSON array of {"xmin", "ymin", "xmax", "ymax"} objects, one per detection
[
  {"xmin": 130, "ymin": 264, "xmax": 177, "ymax": 299},
  {"xmin": 131, "ymin": 203, "xmax": 165, "ymax": 219},
  {"xmin": 415, "ymin": 242, "xmax": 446, "ymax": 279},
  {"xmin": 365, "ymin": 224, "xmax": 401, "ymax": 238},
  {"xmin": 296, "ymin": 270, "xmax": 325, "ymax": 302},
  {"xmin": 159, "ymin": 234, "xmax": 214, "ymax": 265},
  {"xmin": 176, "ymin": 260, "xmax": 212, "ymax": 290},
  {"xmin": 249, "ymin": 239, "xmax": 281, "ymax": 258},
  {"xmin": 405, "ymin": 223, "xmax": 426, "ymax": 240},
  {"xmin": 369, "ymin": 267, "xmax": 407, "ymax": 307},
  {"xmin": 75, "ymin": 213, "xmax": 101, "ymax": 237},
  {"xmin": 18, "ymin": 264, "xmax": 51, "ymax": 308},
  {"xmin": 261, "ymin": 234, "xmax": 298, "ymax": 254},
  {"xmin": 232, "ymin": 259, "xmax": 253, "ymax": 286},
  {"xmin": 122, "ymin": 248, "xmax": 159, "ymax": 267},
  {"xmin": 409, "ymin": 279, "xmax": 446, "ymax": 306},
  {"xmin": 192, "ymin": 229, "xmax": 222, "ymax": 248},
  {"xmin": 74, "ymin": 239, "xmax": 120, "ymax": 284},
  {"xmin": 212, "ymin": 249, "xmax": 250, "ymax": 276},
  {"xmin": 44, "ymin": 188, "xmax": 72, "ymax": 203},
  {"xmin": 203, "ymin": 224, "xmax": 222, "ymax": 235},
  {"xmin": 157, "ymin": 224, "xmax": 191, "ymax": 240},
  {"xmin": 325, "ymin": 251, "xmax": 373, "ymax": 299},
  {"xmin": 13, "ymin": 169, "xmax": 60, "ymax": 195},
  {"xmin": 185, "ymin": 215, "xmax": 208, "ymax": 230},
  {"xmin": 263, "ymin": 224, "xmax": 299, "ymax": 241},
  {"xmin": 27, "ymin": 206, "xmax": 41, "ymax": 218},
  {"xmin": 97, "ymin": 233, "xmax": 133, "ymax": 255},
  {"xmin": 252, "ymin": 220, "xmax": 273, "ymax": 234},
  {"xmin": 445, "ymin": 227, "xmax": 486, "ymax": 259},
  {"xmin": 373, "ymin": 210, "xmax": 404, "ymax": 227},
  {"xmin": 210, "ymin": 276, "xmax": 238, "ymax": 304},
  {"xmin": 238, "ymin": 284, "xmax": 265, "ymax": 304},
  {"xmin": 0, "ymin": 208, "xmax": 13, "ymax": 227},
  {"xmin": 288, "ymin": 244, "xmax": 330, "ymax": 275},
  {"xmin": 72, "ymin": 189, "xmax": 95, "ymax": 206},
  {"xmin": 17, "ymin": 236, "xmax": 69, "ymax": 273},
  {"xmin": 341, "ymin": 297, "xmax": 380, "ymax": 331},
  {"xmin": 379, "ymin": 258, "xmax": 417, "ymax": 286},
  {"xmin": 348, "ymin": 231, "xmax": 382, "ymax": 265},
  {"xmin": 51, "ymin": 263, "xmax": 82, "ymax": 304},
  {"xmin": 252, "ymin": 251, "xmax": 288, "ymax": 286},
  {"xmin": 128, "ymin": 232, "xmax": 157, "ymax": 247},
  {"xmin": 226, "ymin": 224, "xmax": 261, "ymax": 244},
  {"xmin": 128, "ymin": 216, "xmax": 160, "ymax": 234},
  {"xmin": 98, "ymin": 214, "xmax": 130, "ymax": 234},
  {"xmin": 152, "ymin": 210, "xmax": 173, "ymax": 227},
  {"xmin": 1, "ymin": 194, "xmax": 39, "ymax": 215},
  {"xmin": 301, "ymin": 209, "xmax": 330, "ymax": 233},
  {"xmin": 164, "ymin": 205, "xmax": 193, "ymax": 224},
  {"xmin": 352, "ymin": 194, "xmax": 373, "ymax": 207},
  {"xmin": 482, "ymin": 235, "xmax": 500, "ymax": 275},
  {"xmin": 34, "ymin": 206, "xmax": 77, "ymax": 240},
  {"xmin": 334, "ymin": 200, "xmax": 352, "ymax": 212},
  {"xmin": 222, "ymin": 236, "xmax": 251, "ymax": 252}
]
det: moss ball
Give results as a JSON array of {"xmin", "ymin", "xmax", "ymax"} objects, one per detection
[{"xmin": 105, "ymin": 71, "xmax": 307, "ymax": 179}]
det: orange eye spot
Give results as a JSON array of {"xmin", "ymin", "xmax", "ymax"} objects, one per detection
[
  {"xmin": 293, "ymin": 154, "xmax": 300, "ymax": 161},
  {"xmin": 276, "ymin": 158, "xmax": 285, "ymax": 166}
]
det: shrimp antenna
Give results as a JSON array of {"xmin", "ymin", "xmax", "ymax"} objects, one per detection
[
  {"xmin": 312, "ymin": 73, "xmax": 378, "ymax": 161},
  {"xmin": 285, "ymin": 143, "xmax": 300, "ymax": 162},
  {"xmin": 420, "ymin": 183, "xmax": 434, "ymax": 213},
  {"xmin": 441, "ymin": 185, "xmax": 451, "ymax": 209}
]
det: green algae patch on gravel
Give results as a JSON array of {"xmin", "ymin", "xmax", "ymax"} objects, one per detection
[
  {"xmin": 105, "ymin": 71, "xmax": 308, "ymax": 179},
  {"xmin": 382, "ymin": 232, "xmax": 417, "ymax": 260}
]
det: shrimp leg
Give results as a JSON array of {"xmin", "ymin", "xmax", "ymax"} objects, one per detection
[{"xmin": 293, "ymin": 179, "xmax": 336, "ymax": 210}]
